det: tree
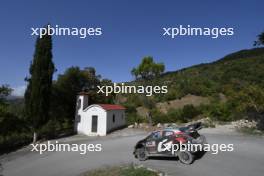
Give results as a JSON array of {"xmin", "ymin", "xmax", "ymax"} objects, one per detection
[
  {"xmin": 233, "ymin": 85, "xmax": 264, "ymax": 130},
  {"xmin": 0, "ymin": 85, "xmax": 12, "ymax": 111},
  {"xmin": 235, "ymin": 85, "xmax": 264, "ymax": 114},
  {"xmin": 24, "ymin": 31, "xmax": 55, "ymax": 143},
  {"xmin": 131, "ymin": 56, "xmax": 165, "ymax": 80},
  {"xmin": 51, "ymin": 67, "xmax": 113, "ymax": 127},
  {"xmin": 0, "ymin": 85, "xmax": 12, "ymax": 117},
  {"xmin": 0, "ymin": 85, "xmax": 26, "ymax": 141},
  {"xmin": 131, "ymin": 68, "xmax": 139, "ymax": 79},
  {"xmin": 254, "ymin": 31, "xmax": 264, "ymax": 46}
]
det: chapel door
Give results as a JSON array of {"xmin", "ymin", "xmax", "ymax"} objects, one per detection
[{"xmin": 91, "ymin": 115, "xmax": 98, "ymax": 133}]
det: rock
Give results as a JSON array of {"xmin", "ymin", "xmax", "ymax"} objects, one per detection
[
  {"xmin": 128, "ymin": 125, "xmax": 134, "ymax": 128},
  {"xmin": 139, "ymin": 123, "xmax": 148, "ymax": 128},
  {"xmin": 171, "ymin": 123, "xmax": 178, "ymax": 127},
  {"xmin": 163, "ymin": 123, "xmax": 170, "ymax": 127},
  {"xmin": 157, "ymin": 123, "xmax": 162, "ymax": 128},
  {"xmin": 232, "ymin": 119, "xmax": 257, "ymax": 129}
]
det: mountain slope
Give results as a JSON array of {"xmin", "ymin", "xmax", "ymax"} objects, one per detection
[
  {"xmin": 122, "ymin": 47, "xmax": 264, "ymax": 123},
  {"xmin": 155, "ymin": 47, "xmax": 264, "ymax": 101}
]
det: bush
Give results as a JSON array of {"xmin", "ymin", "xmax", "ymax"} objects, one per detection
[
  {"xmin": 0, "ymin": 132, "xmax": 32, "ymax": 154},
  {"xmin": 82, "ymin": 165, "xmax": 158, "ymax": 176},
  {"xmin": 126, "ymin": 113, "xmax": 145, "ymax": 125},
  {"xmin": 148, "ymin": 105, "xmax": 202, "ymax": 124},
  {"xmin": 167, "ymin": 108, "xmax": 187, "ymax": 123},
  {"xmin": 256, "ymin": 116, "xmax": 264, "ymax": 131},
  {"xmin": 150, "ymin": 109, "xmax": 172, "ymax": 124},
  {"xmin": 182, "ymin": 104, "xmax": 201, "ymax": 120},
  {"xmin": 208, "ymin": 103, "xmax": 232, "ymax": 121}
]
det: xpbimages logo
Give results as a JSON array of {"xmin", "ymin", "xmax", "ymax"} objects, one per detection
[
  {"xmin": 163, "ymin": 25, "xmax": 234, "ymax": 39},
  {"xmin": 157, "ymin": 139, "xmax": 234, "ymax": 155},
  {"xmin": 30, "ymin": 141, "xmax": 102, "ymax": 154},
  {"xmin": 97, "ymin": 83, "xmax": 168, "ymax": 96},
  {"xmin": 31, "ymin": 24, "xmax": 102, "ymax": 38}
]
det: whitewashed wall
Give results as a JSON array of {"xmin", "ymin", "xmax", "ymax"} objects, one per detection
[
  {"xmin": 75, "ymin": 95, "xmax": 126, "ymax": 136},
  {"xmin": 77, "ymin": 105, "xmax": 107, "ymax": 136}
]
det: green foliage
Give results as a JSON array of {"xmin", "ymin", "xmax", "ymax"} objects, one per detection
[
  {"xmin": 38, "ymin": 119, "xmax": 67, "ymax": 139},
  {"xmin": 0, "ymin": 132, "xmax": 32, "ymax": 154},
  {"xmin": 182, "ymin": 104, "xmax": 201, "ymax": 120},
  {"xmin": 231, "ymin": 84, "xmax": 264, "ymax": 130},
  {"xmin": 6, "ymin": 97, "xmax": 26, "ymax": 122},
  {"xmin": 123, "ymin": 100, "xmax": 146, "ymax": 125},
  {"xmin": 206, "ymin": 103, "xmax": 232, "ymax": 121},
  {"xmin": 0, "ymin": 85, "xmax": 12, "ymax": 100},
  {"xmin": 24, "ymin": 32, "xmax": 55, "ymax": 131},
  {"xmin": 0, "ymin": 112, "xmax": 27, "ymax": 137},
  {"xmin": 51, "ymin": 66, "xmax": 113, "ymax": 123},
  {"xmin": 0, "ymin": 85, "xmax": 12, "ymax": 111},
  {"xmin": 131, "ymin": 56, "xmax": 165, "ymax": 80},
  {"xmin": 166, "ymin": 108, "xmax": 187, "ymax": 123},
  {"xmin": 150, "ymin": 109, "xmax": 169, "ymax": 124},
  {"xmin": 150, "ymin": 105, "xmax": 201, "ymax": 124},
  {"xmin": 126, "ymin": 113, "xmax": 145, "ymax": 124},
  {"xmin": 121, "ymin": 166, "xmax": 158, "ymax": 176},
  {"xmin": 219, "ymin": 47, "xmax": 264, "ymax": 61},
  {"xmin": 254, "ymin": 31, "xmax": 264, "ymax": 46},
  {"xmin": 124, "ymin": 48, "xmax": 264, "ymax": 124},
  {"xmin": 233, "ymin": 84, "xmax": 264, "ymax": 114},
  {"xmin": 0, "ymin": 85, "xmax": 25, "ymax": 138},
  {"xmin": 0, "ymin": 85, "xmax": 31, "ymax": 154},
  {"xmin": 83, "ymin": 165, "xmax": 158, "ymax": 176}
]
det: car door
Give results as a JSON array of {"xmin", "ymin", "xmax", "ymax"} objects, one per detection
[
  {"xmin": 145, "ymin": 131, "xmax": 162, "ymax": 154},
  {"xmin": 155, "ymin": 130, "xmax": 175, "ymax": 155}
]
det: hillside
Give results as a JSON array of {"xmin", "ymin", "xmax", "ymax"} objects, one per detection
[
  {"xmin": 159, "ymin": 47, "xmax": 264, "ymax": 99},
  {"xmin": 122, "ymin": 47, "xmax": 264, "ymax": 124}
]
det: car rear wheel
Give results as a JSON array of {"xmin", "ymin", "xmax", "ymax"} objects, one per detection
[
  {"xmin": 136, "ymin": 148, "xmax": 148, "ymax": 161},
  {"xmin": 178, "ymin": 151, "xmax": 194, "ymax": 164}
]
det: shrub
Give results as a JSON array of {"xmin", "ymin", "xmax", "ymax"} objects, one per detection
[
  {"xmin": 150, "ymin": 109, "xmax": 169, "ymax": 124},
  {"xmin": 167, "ymin": 108, "xmax": 187, "ymax": 123},
  {"xmin": 182, "ymin": 104, "xmax": 201, "ymax": 120},
  {"xmin": 126, "ymin": 112, "xmax": 145, "ymax": 125}
]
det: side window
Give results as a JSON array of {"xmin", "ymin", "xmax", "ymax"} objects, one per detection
[
  {"xmin": 113, "ymin": 114, "xmax": 115, "ymax": 123},
  {"xmin": 163, "ymin": 131, "xmax": 174, "ymax": 137},
  {"xmin": 149, "ymin": 131, "xmax": 162, "ymax": 140}
]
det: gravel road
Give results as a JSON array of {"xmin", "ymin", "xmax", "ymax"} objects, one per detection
[{"xmin": 0, "ymin": 128, "xmax": 263, "ymax": 176}]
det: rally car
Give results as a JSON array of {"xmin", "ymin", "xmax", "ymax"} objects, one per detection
[{"xmin": 133, "ymin": 122, "xmax": 206, "ymax": 164}]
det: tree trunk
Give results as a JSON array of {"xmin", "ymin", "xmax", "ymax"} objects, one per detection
[
  {"xmin": 147, "ymin": 112, "xmax": 153, "ymax": 127},
  {"xmin": 33, "ymin": 131, "xmax": 37, "ymax": 144}
]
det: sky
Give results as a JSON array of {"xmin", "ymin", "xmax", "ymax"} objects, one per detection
[{"xmin": 0, "ymin": 0, "xmax": 263, "ymax": 96}]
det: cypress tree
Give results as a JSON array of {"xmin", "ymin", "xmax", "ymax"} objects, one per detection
[{"xmin": 25, "ymin": 30, "xmax": 55, "ymax": 143}]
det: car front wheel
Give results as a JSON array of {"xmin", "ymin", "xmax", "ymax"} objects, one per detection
[{"xmin": 136, "ymin": 148, "xmax": 148, "ymax": 161}]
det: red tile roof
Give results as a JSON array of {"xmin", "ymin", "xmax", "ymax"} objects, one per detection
[{"xmin": 98, "ymin": 104, "xmax": 126, "ymax": 110}]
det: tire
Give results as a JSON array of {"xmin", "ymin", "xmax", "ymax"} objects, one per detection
[
  {"xmin": 178, "ymin": 151, "xmax": 194, "ymax": 164},
  {"xmin": 136, "ymin": 147, "xmax": 148, "ymax": 161}
]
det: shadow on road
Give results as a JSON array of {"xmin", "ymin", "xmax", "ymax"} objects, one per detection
[
  {"xmin": 195, "ymin": 151, "xmax": 207, "ymax": 160},
  {"xmin": 147, "ymin": 151, "xmax": 207, "ymax": 163}
]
